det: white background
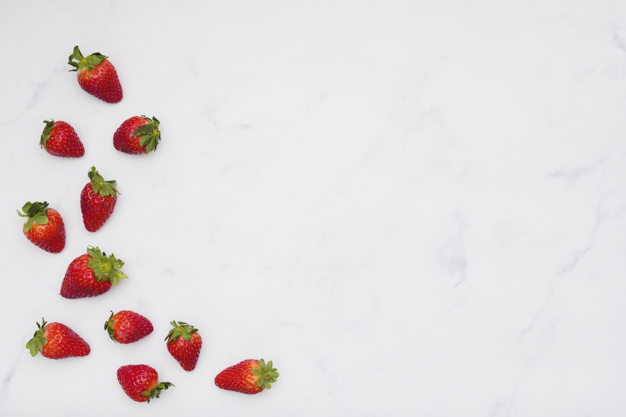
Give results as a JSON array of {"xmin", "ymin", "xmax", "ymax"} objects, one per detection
[{"xmin": 2, "ymin": 1, "xmax": 626, "ymax": 416}]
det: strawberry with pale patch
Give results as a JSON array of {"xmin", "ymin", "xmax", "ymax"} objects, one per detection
[
  {"xmin": 68, "ymin": 46, "xmax": 123, "ymax": 103},
  {"xmin": 26, "ymin": 318, "xmax": 90, "ymax": 359},
  {"xmin": 105, "ymin": 310, "xmax": 153, "ymax": 344},
  {"xmin": 60, "ymin": 246, "xmax": 128, "ymax": 299},
  {"xmin": 17, "ymin": 201, "xmax": 66, "ymax": 253},
  {"xmin": 165, "ymin": 321, "xmax": 202, "ymax": 371},
  {"xmin": 40, "ymin": 119, "xmax": 84, "ymax": 158},
  {"xmin": 117, "ymin": 364, "xmax": 173, "ymax": 403},
  {"xmin": 114, "ymin": 115, "xmax": 161, "ymax": 154},
  {"xmin": 215, "ymin": 359, "xmax": 279, "ymax": 394},
  {"xmin": 81, "ymin": 166, "xmax": 119, "ymax": 232}
]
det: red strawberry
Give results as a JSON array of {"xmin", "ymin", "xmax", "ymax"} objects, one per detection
[
  {"xmin": 114, "ymin": 115, "xmax": 161, "ymax": 154},
  {"xmin": 80, "ymin": 166, "xmax": 119, "ymax": 232},
  {"xmin": 25, "ymin": 318, "xmax": 90, "ymax": 359},
  {"xmin": 117, "ymin": 364, "xmax": 173, "ymax": 403},
  {"xmin": 105, "ymin": 310, "xmax": 153, "ymax": 344},
  {"xmin": 165, "ymin": 321, "xmax": 202, "ymax": 371},
  {"xmin": 40, "ymin": 119, "xmax": 84, "ymax": 158},
  {"xmin": 68, "ymin": 46, "xmax": 123, "ymax": 103},
  {"xmin": 60, "ymin": 246, "xmax": 128, "ymax": 299},
  {"xmin": 215, "ymin": 359, "xmax": 279, "ymax": 394},
  {"xmin": 17, "ymin": 201, "xmax": 66, "ymax": 253}
]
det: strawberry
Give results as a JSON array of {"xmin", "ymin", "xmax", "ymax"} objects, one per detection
[
  {"xmin": 113, "ymin": 115, "xmax": 161, "ymax": 154},
  {"xmin": 80, "ymin": 166, "xmax": 119, "ymax": 232},
  {"xmin": 105, "ymin": 310, "xmax": 153, "ymax": 344},
  {"xmin": 40, "ymin": 119, "xmax": 84, "ymax": 158},
  {"xmin": 215, "ymin": 359, "xmax": 279, "ymax": 394},
  {"xmin": 17, "ymin": 201, "xmax": 66, "ymax": 253},
  {"xmin": 117, "ymin": 364, "xmax": 173, "ymax": 403},
  {"xmin": 25, "ymin": 318, "xmax": 90, "ymax": 359},
  {"xmin": 165, "ymin": 321, "xmax": 202, "ymax": 371},
  {"xmin": 68, "ymin": 46, "xmax": 123, "ymax": 103},
  {"xmin": 60, "ymin": 246, "xmax": 128, "ymax": 299}
]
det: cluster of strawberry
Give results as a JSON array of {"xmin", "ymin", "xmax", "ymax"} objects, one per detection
[{"xmin": 21, "ymin": 46, "xmax": 279, "ymax": 403}]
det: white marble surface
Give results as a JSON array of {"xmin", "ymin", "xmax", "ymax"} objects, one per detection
[{"xmin": 1, "ymin": 0, "xmax": 626, "ymax": 415}]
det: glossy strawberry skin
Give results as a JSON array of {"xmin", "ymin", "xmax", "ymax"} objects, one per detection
[
  {"xmin": 26, "ymin": 319, "xmax": 90, "ymax": 359},
  {"xmin": 78, "ymin": 59, "xmax": 122, "ymax": 103},
  {"xmin": 40, "ymin": 120, "xmax": 84, "ymax": 158},
  {"xmin": 68, "ymin": 46, "xmax": 122, "ymax": 103},
  {"xmin": 117, "ymin": 365, "xmax": 159, "ymax": 402},
  {"xmin": 117, "ymin": 365, "xmax": 173, "ymax": 403},
  {"xmin": 113, "ymin": 116, "xmax": 161, "ymax": 154},
  {"xmin": 60, "ymin": 247, "xmax": 127, "ymax": 299},
  {"xmin": 40, "ymin": 322, "xmax": 90, "ymax": 359},
  {"xmin": 215, "ymin": 360, "xmax": 266, "ymax": 394},
  {"xmin": 105, "ymin": 310, "xmax": 153, "ymax": 344},
  {"xmin": 60, "ymin": 254, "xmax": 110, "ymax": 298},
  {"xmin": 80, "ymin": 183, "xmax": 117, "ymax": 232},
  {"xmin": 22, "ymin": 207, "xmax": 66, "ymax": 253},
  {"xmin": 165, "ymin": 324, "xmax": 202, "ymax": 371}
]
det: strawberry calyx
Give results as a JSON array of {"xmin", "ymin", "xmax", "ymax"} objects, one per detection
[
  {"xmin": 133, "ymin": 116, "xmax": 161, "ymax": 153},
  {"xmin": 88, "ymin": 166, "xmax": 119, "ymax": 198},
  {"xmin": 87, "ymin": 246, "xmax": 128, "ymax": 285},
  {"xmin": 142, "ymin": 381, "xmax": 174, "ymax": 403},
  {"xmin": 165, "ymin": 321, "xmax": 198, "ymax": 344},
  {"xmin": 104, "ymin": 311, "xmax": 118, "ymax": 341},
  {"xmin": 252, "ymin": 359, "xmax": 279, "ymax": 390},
  {"xmin": 25, "ymin": 318, "xmax": 48, "ymax": 357},
  {"xmin": 68, "ymin": 46, "xmax": 107, "ymax": 72},
  {"xmin": 40, "ymin": 120, "xmax": 56, "ymax": 149},
  {"xmin": 17, "ymin": 201, "xmax": 50, "ymax": 232}
]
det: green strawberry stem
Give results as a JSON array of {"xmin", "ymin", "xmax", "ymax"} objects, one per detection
[
  {"xmin": 142, "ymin": 382, "xmax": 174, "ymax": 403},
  {"xmin": 133, "ymin": 116, "xmax": 161, "ymax": 153},
  {"xmin": 25, "ymin": 318, "xmax": 48, "ymax": 357},
  {"xmin": 68, "ymin": 46, "xmax": 107, "ymax": 72},
  {"xmin": 252, "ymin": 359, "xmax": 279, "ymax": 390},
  {"xmin": 17, "ymin": 201, "xmax": 50, "ymax": 232},
  {"xmin": 88, "ymin": 166, "xmax": 119, "ymax": 197},
  {"xmin": 165, "ymin": 321, "xmax": 198, "ymax": 344},
  {"xmin": 87, "ymin": 246, "xmax": 128, "ymax": 285}
]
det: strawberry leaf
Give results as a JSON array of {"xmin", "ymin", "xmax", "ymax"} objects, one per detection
[
  {"xmin": 88, "ymin": 166, "xmax": 119, "ymax": 197},
  {"xmin": 25, "ymin": 318, "xmax": 48, "ymax": 357},
  {"xmin": 68, "ymin": 46, "xmax": 108, "ymax": 72},
  {"xmin": 165, "ymin": 320, "xmax": 198, "ymax": 344},
  {"xmin": 142, "ymin": 381, "xmax": 174, "ymax": 403},
  {"xmin": 68, "ymin": 46, "xmax": 84, "ymax": 71},
  {"xmin": 253, "ymin": 359, "xmax": 279, "ymax": 390},
  {"xmin": 83, "ymin": 53, "xmax": 107, "ymax": 69},
  {"xmin": 33, "ymin": 212, "xmax": 49, "ymax": 225},
  {"xmin": 132, "ymin": 116, "xmax": 161, "ymax": 153},
  {"xmin": 132, "ymin": 125, "xmax": 155, "ymax": 137},
  {"xmin": 87, "ymin": 246, "xmax": 128, "ymax": 284},
  {"xmin": 40, "ymin": 120, "xmax": 56, "ymax": 149},
  {"xmin": 104, "ymin": 311, "xmax": 117, "ymax": 341},
  {"xmin": 24, "ymin": 217, "xmax": 35, "ymax": 232},
  {"xmin": 108, "ymin": 270, "xmax": 128, "ymax": 286},
  {"xmin": 17, "ymin": 201, "xmax": 50, "ymax": 232}
]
